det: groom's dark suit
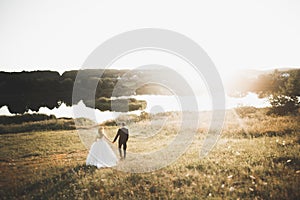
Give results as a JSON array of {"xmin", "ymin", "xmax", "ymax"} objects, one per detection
[{"xmin": 113, "ymin": 126, "xmax": 129, "ymax": 158}]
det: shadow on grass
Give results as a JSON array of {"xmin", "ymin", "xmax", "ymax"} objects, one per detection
[
  {"xmin": 273, "ymin": 157, "xmax": 300, "ymax": 169},
  {"xmin": 2, "ymin": 164, "xmax": 97, "ymax": 199},
  {"xmin": 235, "ymin": 128, "xmax": 297, "ymax": 139},
  {"xmin": 252, "ymin": 129, "xmax": 294, "ymax": 138}
]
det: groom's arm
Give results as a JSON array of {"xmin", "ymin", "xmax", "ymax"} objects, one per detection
[
  {"xmin": 126, "ymin": 130, "xmax": 129, "ymax": 141},
  {"xmin": 112, "ymin": 130, "xmax": 120, "ymax": 143}
]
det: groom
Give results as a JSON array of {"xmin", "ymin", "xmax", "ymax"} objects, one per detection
[{"xmin": 113, "ymin": 122, "xmax": 129, "ymax": 159}]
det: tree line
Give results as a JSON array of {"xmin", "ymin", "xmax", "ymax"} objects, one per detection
[
  {"xmin": 0, "ymin": 69, "xmax": 146, "ymax": 114},
  {"xmin": 228, "ymin": 68, "xmax": 300, "ymax": 115},
  {"xmin": 1, "ymin": 68, "xmax": 298, "ymax": 115}
]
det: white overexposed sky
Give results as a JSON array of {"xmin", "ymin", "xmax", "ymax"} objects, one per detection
[{"xmin": 0, "ymin": 0, "xmax": 299, "ymax": 78}]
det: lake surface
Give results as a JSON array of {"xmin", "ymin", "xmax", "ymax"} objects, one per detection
[{"xmin": 0, "ymin": 93, "xmax": 269, "ymax": 123}]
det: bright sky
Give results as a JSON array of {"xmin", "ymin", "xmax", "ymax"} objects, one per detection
[{"xmin": 0, "ymin": 0, "xmax": 299, "ymax": 78}]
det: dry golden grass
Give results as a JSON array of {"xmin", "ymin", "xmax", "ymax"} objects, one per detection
[{"xmin": 0, "ymin": 108, "xmax": 299, "ymax": 199}]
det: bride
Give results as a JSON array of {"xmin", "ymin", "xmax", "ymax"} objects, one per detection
[{"xmin": 86, "ymin": 126, "xmax": 118, "ymax": 168}]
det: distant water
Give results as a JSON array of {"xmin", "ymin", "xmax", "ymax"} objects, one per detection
[{"xmin": 0, "ymin": 93, "xmax": 269, "ymax": 123}]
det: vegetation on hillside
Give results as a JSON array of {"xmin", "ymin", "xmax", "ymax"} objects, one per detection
[
  {"xmin": 253, "ymin": 69, "xmax": 300, "ymax": 115},
  {"xmin": 228, "ymin": 68, "xmax": 300, "ymax": 115}
]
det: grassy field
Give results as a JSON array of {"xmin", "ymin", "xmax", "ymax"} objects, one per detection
[{"xmin": 0, "ymin": 109, "xmax": 299, "ymax": 199}]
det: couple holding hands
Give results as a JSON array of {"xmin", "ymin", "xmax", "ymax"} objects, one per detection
[{"xmin": 86, "ymin": 123, "xmax": 129, "ymax": 168}]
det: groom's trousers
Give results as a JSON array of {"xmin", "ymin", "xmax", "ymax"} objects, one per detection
[{"xmin": 118, "ymin": 142, "xmax": 127, "ymax": 158}]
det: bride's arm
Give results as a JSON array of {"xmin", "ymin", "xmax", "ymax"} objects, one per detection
[
  {"xmin": 102, "ymin": 133, "xmax": 112, "ymax": 143},
  {"xmin": 101, "ymin": 129, "xmax": 114, "ymax": 143}
]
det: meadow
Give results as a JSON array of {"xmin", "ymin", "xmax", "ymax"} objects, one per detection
[{"xmin": 0, "ymin": 108, "xmax": 299, "ymax": 199}]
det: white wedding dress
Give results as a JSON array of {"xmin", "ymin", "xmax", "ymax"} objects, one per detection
[{"xmin": 86, "ymin": 128, "xmax": 118, "ymax": 168}]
